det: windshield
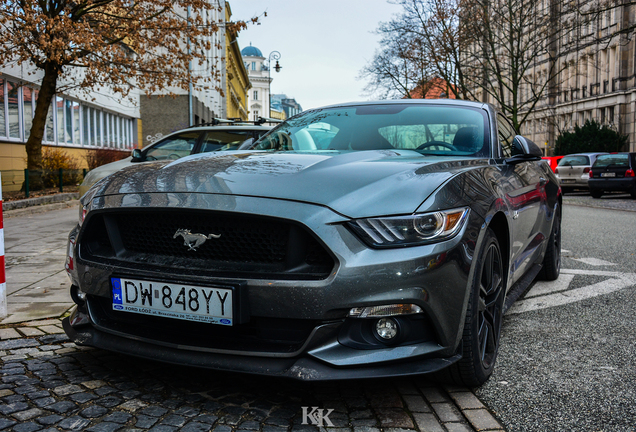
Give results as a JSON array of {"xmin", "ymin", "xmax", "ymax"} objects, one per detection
[
  {"xmin": 593, "ymin": 154, "xmax": 629, "ymax": 168},
  {"xmin": 558, "ymin": 155, "xmax": 590, "ymax": 166},
  {"xmin": 200, "ymin": 130, "xmax": 262, "ymax": 152},
  {"xmin": 254, "ymin": 104, "xmax": 489, "ymax": 157}
]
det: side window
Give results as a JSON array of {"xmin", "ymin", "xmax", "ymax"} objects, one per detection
[
  {"xmin": 497, "ymin": 115, "xmax": 516, "ymax": 157},
  {"xmin": 145, "ymin": 132, "xmax": 200, "ymax": 160}
]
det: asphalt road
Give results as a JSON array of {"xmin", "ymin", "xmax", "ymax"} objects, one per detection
[{"xmin": 476, "ymin": 200, "xmax": 636, "ymax": 431}]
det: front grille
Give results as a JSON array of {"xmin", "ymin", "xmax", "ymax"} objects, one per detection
[
  {"xmin": 88, "ymin": 295, "xmax": 318, "ymax": 354},
  {"xmin": 79, "ymin": 209, "xmax": 334, "ymax": 279}
]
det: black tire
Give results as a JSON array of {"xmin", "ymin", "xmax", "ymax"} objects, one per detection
[
  {"xmin": 630, "ymin": 186, "xmax": 636, "ymax": 199},
  {"xmin": 590, "ymin": 189, "xmax": 602, "ymax": 198},
  {"xmin": 443, "ymin": 228, "xmax": 505, "ymax": 387},
  {"xmin": 539, "ymin": 204, "xmax": 561, "ymax": 281},
  {"xmin": 560, "ymin": 187, "xmax": 570, "ymax": 195}
]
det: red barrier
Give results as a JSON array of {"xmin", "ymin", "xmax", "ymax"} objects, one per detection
[{"xmin": 0, "ymin": 173, "xmax": 6, "ymax": 318}]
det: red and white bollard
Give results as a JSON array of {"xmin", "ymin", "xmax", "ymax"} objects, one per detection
[{"xmin": 0, "ymin": 173, "xmax": 6, "ymax": 318}]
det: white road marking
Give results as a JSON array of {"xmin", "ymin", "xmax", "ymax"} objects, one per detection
[
  {"xmin": 508, "ymin": 268, "xmax": 636, "ymax": 314},
  {"xmin": 570, "ymin": 257, "xmax": 617, "ymax": 266},
  {"xmin": 524, "ymin": 274, "xmax": 576, "ymax": 298}
]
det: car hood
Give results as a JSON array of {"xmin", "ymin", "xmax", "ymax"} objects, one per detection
[{"xmin": 89, "ymin": 150, "xmax": 487, "ymax": 218}]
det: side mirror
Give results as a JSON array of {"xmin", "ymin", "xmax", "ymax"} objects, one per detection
[
  {"xmin": 512, "ymin": 135, "xmax": 542, "ymax": 157},
  {"xmin": 131, "ymin": 148, "xmax": 143, "ymax": 162},
  {"xmin": 506, "ymin": 135, "xmax": 542, "ymax": 164}
]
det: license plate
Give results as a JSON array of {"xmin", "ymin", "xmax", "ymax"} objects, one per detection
[
  {"xmin": 600, "ymin": 172, "xmax": 616, "ymax": 177},
  {"xmin": 561, "ymin": 179, "xmax": 575, "ymax": 183},
  {"xmin": 111, "ymin": 277, "xmax": 233, "ymax": 325}
]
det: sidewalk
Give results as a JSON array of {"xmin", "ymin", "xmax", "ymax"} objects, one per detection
[{"xmin": 1, "ymin": 196, "xmax": 79, "ymax": 324}]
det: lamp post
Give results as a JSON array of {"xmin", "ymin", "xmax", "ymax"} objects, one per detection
[{"xmin": 267, "ymin": 51, "xmax": 282, "ymax": 118}]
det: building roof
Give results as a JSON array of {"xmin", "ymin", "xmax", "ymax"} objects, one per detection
[
  {"xmin": 409, "ymin": 77, "xmax": 457, "ymax": 99},
  {"xmin": 241, "ymin": 44, "xmax": 263, "ymax": 57}
]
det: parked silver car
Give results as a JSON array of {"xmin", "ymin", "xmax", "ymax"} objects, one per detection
[
  {"xmin": 64, "ymin": 99, "xmax": 561, "ymax": 386},
  {"xmin": 79, "ymin": 121, "xmax": 273, "ymax": 196},
  {"xmin": 555, "ymin": 152, "xmax": 608, "ymax": 192}
]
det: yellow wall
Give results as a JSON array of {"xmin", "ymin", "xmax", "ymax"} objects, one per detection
[{"xmin": 225, "ymin": 3, "xmax": 250, "ymax": 120}]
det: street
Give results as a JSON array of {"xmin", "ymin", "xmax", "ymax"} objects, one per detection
[
  {"xmin": 1, "ymin": 197, "xmax": 635, "ymax": 431},
  {"xmin": 477, "ymin": 198, "xmax": 636, "ymax": 431}
]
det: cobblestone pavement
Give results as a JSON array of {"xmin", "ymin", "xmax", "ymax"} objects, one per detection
[{"xmin": 0, "ymin": 318, "xmax": 503, "ymax": 432}]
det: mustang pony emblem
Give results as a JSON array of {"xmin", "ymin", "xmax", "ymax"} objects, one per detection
[{"xmin": 173, "ymin": 228, "xmax": 221, "ymax": 251}]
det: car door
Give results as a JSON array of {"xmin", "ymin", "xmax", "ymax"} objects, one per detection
[{"xmin": 496, "ymin": 114, "xmax": 546, "ymax": 284}]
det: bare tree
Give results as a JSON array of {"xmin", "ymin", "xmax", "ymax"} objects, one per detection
[
  {"xmin": 362, "ymin": 0, "xmax": 578, "ymax": 131},
  {"xmin": 0, "ymin": 0, "xmax": 249, "ymax": 181},
  {"xmin": 360, "ymin": 20, "xmax": 438, "ymax": 99}
]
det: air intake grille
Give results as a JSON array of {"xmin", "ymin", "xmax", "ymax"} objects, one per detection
[{"xmin": 80, "ymin": 209, "xmax": 334, "ymax": 279}]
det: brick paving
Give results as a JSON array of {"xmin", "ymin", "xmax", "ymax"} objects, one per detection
[{"xmin": 0, "ymin": 318, "xmax": 504, "ymax": 432}]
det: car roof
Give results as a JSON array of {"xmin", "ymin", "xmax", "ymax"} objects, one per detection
[
  {"xmin": 314, "ymin": 99, "xmax": 491, "ymax": 111},
  {"xmin": 183, "ymin": 125, "xmax": 272, "ymax": 132}
]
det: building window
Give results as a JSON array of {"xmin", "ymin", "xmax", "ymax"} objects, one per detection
[
  {"xmin": 23, "ymin": 87, "xmax": 35, "ymax": 140},
  {"xmin": 82, "ymin": 105, "xmax": 90, "ymax": 146},
  {"xmin": 45, "ymin": 105, "xmax": 54, "ymax": 143},
  {"xmin": 7, "ymin": 80, "xmax": 21, "ymax": 139},
  {"xmin": 251, "ymin": 61, "xmax": 256, "ymax": 71},
  {"xmin": 72, "ymin": 101, "xmax": 80, "ymax": 144},
  {"xmin": 56, "ymin": 96, "xmax": 64, "ymax": 144},
  {"xmin": 0, "ymin": 79, "xmax": 134, "ymax": 149},
  {"xmin": 254, "ymin": 90, "xmax": 258, "ymax": 100}
]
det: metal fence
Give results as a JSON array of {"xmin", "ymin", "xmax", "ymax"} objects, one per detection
[{"xmin": 0, "ymin": 169, "xmax": 87, "ymax": 197}]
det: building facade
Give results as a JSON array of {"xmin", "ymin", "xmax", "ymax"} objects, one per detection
[
  {"xmin": 481, "ymin": 1, "xmax": 636, "ymax": 154},
  {"xmin": 241, "ymin": 44, "xmax": 286, "ymax": 121},
  {"xmin": 241, "ymin": 45, "xmax": 271, "ymax": 121},
  {"xmin": 224, "ymin": 3, "xmax": 250, "ymax": 121},
  {"xmin": 140, "ymin": 1, "xmax": 226, "ymax": 143},
  {"xmin": 271, "ymin": 94, "xmax": 303, "ymax": 119},
  {"xmin": 0, "ymin": 64, "xmax": 139, "ymax": 176}
]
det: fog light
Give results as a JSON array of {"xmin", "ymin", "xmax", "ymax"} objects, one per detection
[{"xmin": 375, "ymin": 318, "xmax": 398, "ymax": 340}]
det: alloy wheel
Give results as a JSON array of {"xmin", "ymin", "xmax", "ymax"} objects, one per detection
[{"xmin": 477, "ymin": 243, "xmax": 504, "ymax": 370}]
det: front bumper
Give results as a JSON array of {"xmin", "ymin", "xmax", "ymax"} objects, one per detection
[
  {"xmin": 63, "ymin": 307, "xmax": 461, "ymax": 380},
  {"xmin": 65, "ymin": 192, "xmax": 482, "ymax": 379}
]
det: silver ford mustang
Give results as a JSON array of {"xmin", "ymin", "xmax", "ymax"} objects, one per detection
[{"xmin": 63, "ymin": 99, "xmax": 561, "ymax": 386}]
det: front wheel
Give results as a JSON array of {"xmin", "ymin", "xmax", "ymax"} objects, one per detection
[
  {"xmin": 590, "ymin": 189, "xmax": 603, "ymax": 198},
  {"xmin": 444, "ymin": 228, "xmax": 505, "ymax": 386}
]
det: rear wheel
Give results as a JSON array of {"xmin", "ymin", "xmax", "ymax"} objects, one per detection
[
  {"xmin": 539, "ymin": 204, "xmax": 561, "ymax": 281},
  {"xmin": 630, "ymin": 185, "xmax": 636, "ymax": 199},
  {"xmin": 444, "ymin": 228, "xmax": 505, "ymax": 387},
  {"xmin": 590, "ymin": 189, "xmax": 603, "ymax": 198}
]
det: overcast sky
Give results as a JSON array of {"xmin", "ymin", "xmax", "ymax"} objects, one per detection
[{"xmin": 229, "ymin": 0, "xmax": 402, "ymax": 111}]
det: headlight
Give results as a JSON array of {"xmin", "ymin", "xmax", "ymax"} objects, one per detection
[{"xmin": 347, "ymin": 207, "xmax": 470, "ymax": 248}]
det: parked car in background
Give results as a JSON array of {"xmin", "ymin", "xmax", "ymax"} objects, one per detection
[
  {"xmin": 542, "ymin": 155, "xmax": 564, "ymax": 172},
  {"xmin": 64, "ymin": 99, "xmax": 561, "ymax": 387},
  {"xmin": 78, "ymin": 120, "xmax": 274, "ymax": 196},
  {"xmin": 589, "ymin": 152, "xmax": 636, "ymax": 198},
  {"xmin": 555, "ymin": 152, "xmax": 608, "ymax": 193}
]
